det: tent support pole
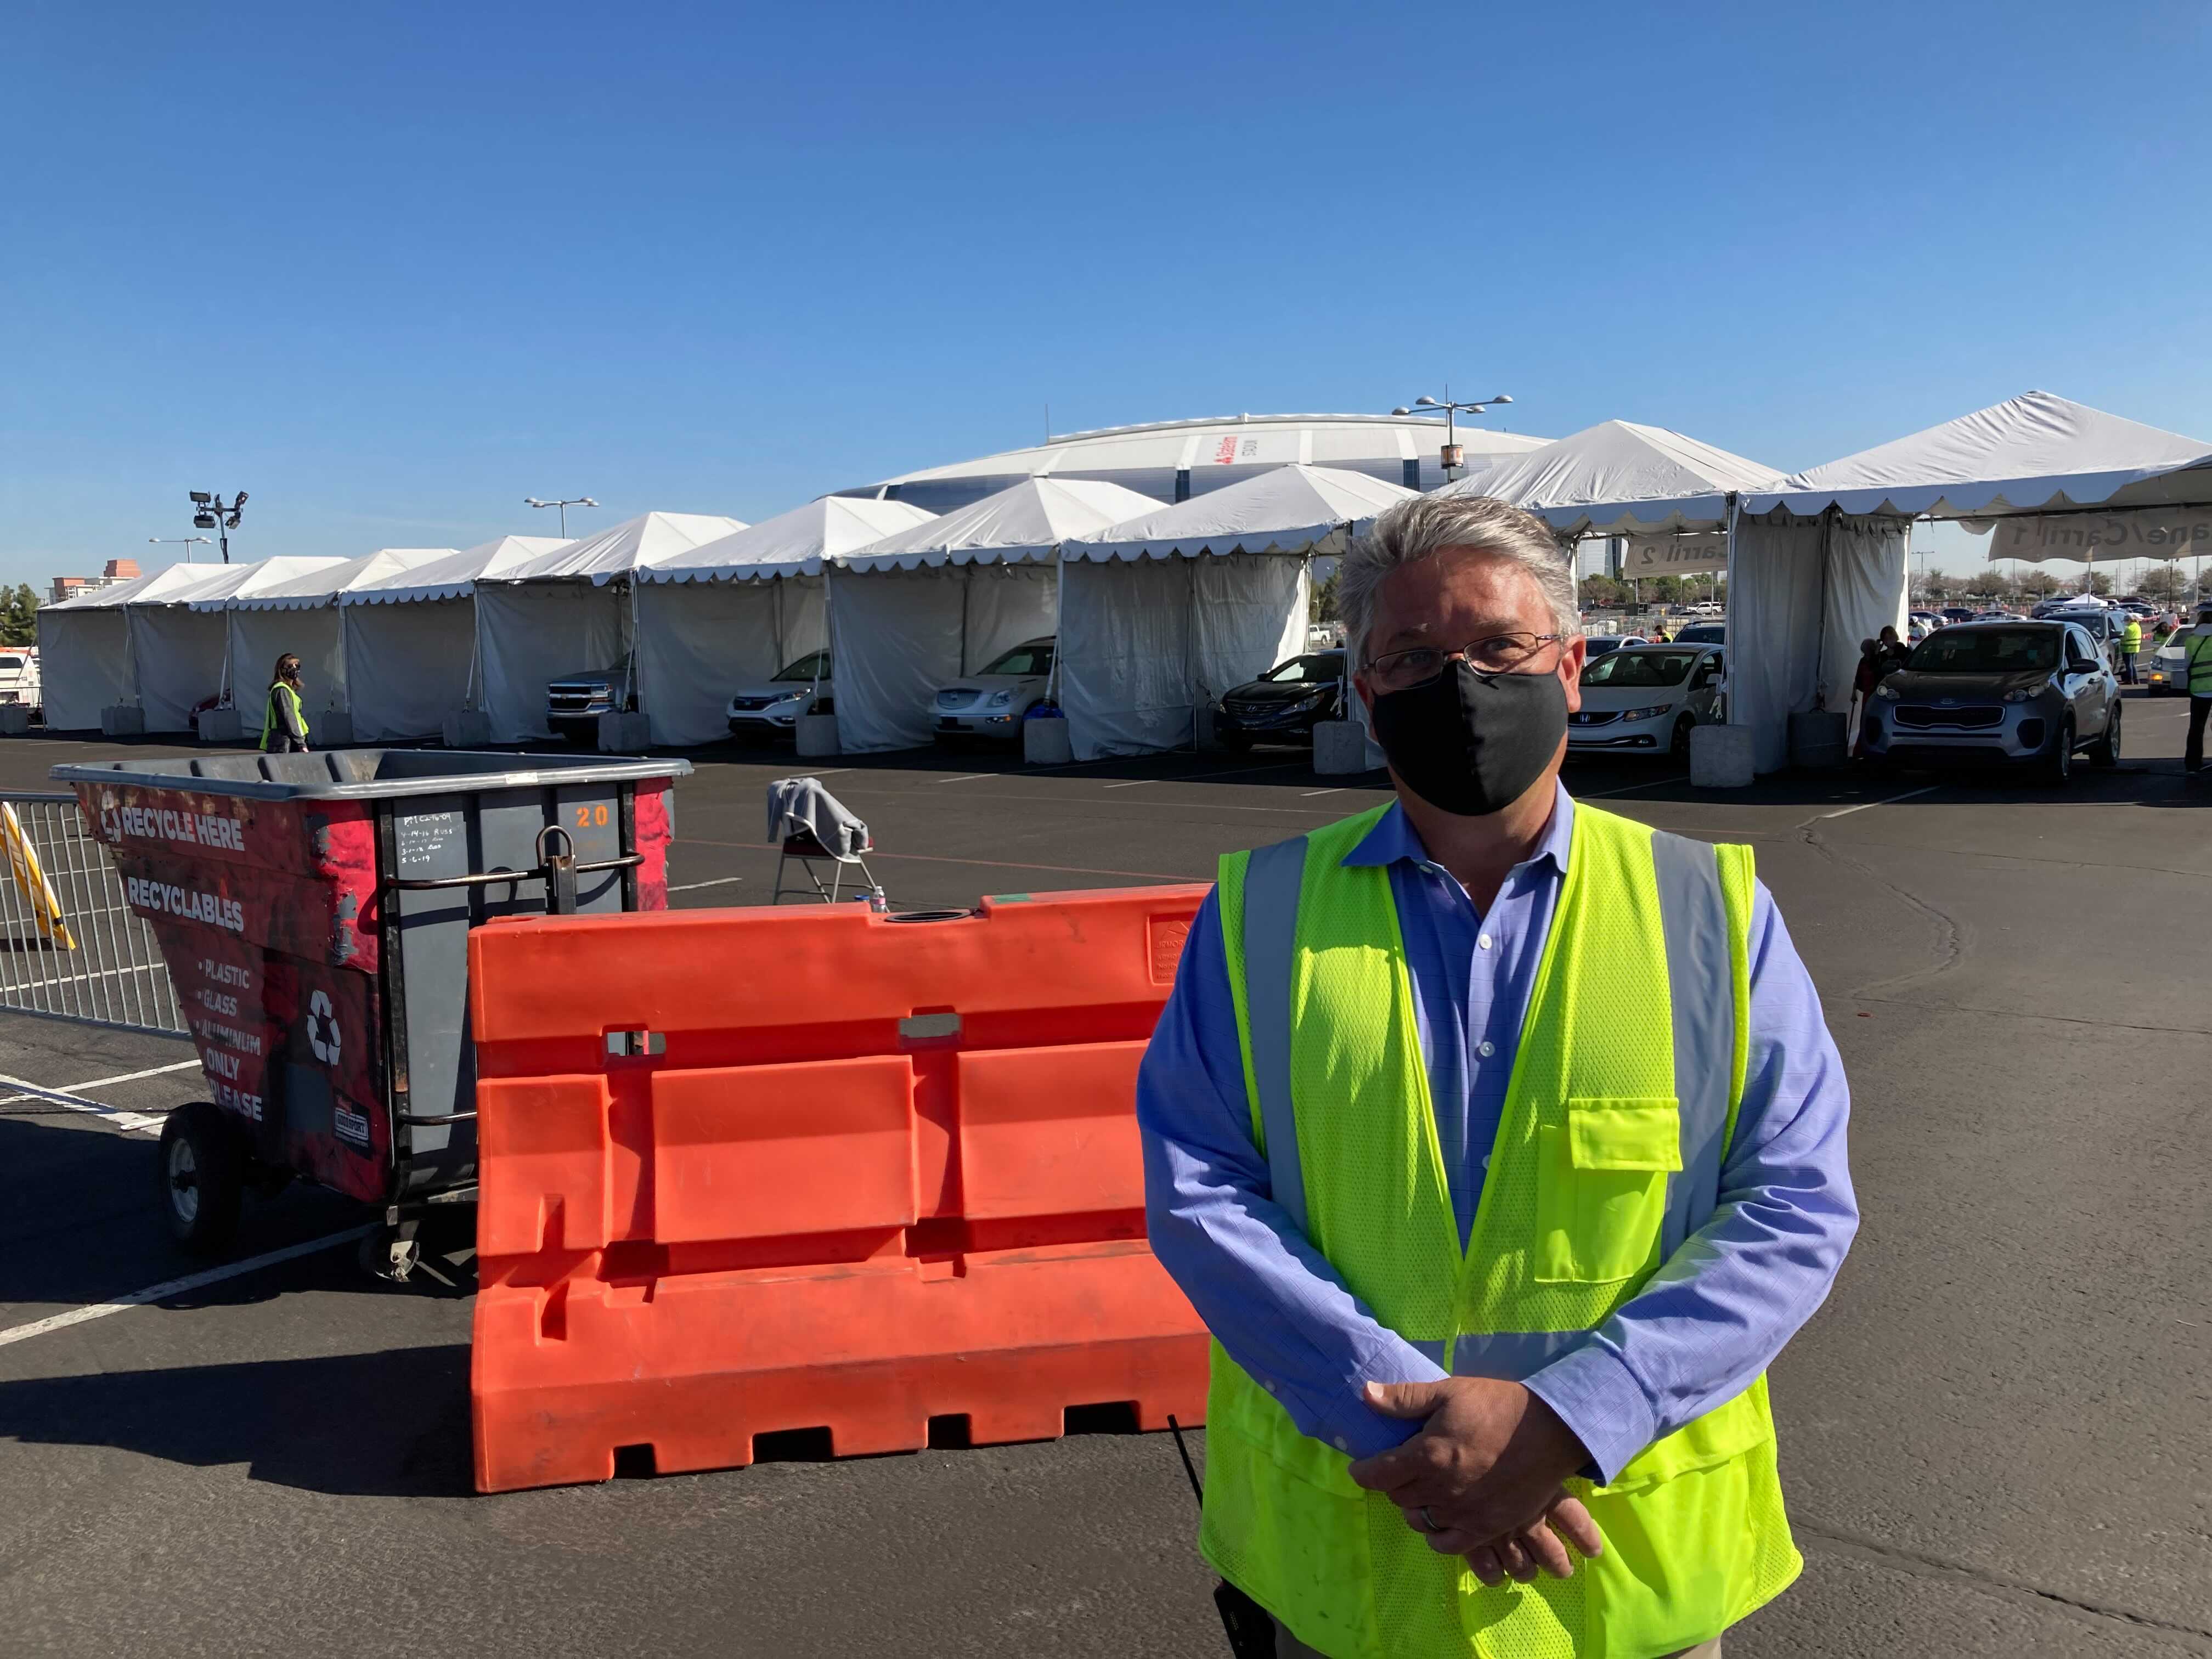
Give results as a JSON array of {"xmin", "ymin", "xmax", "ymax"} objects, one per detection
[{"xmin": 1721, "ymin": 494, "xmax": 1741, "ymax": 726}]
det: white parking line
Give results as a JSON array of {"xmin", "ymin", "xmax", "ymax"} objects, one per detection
[
  {"xmin": 1301, "ymin": 788, "xmax": 1345, "ymax": 797},
  {"xmin": 1818, "ymin": 785, "xmax": 1940, "ymax": 820},
  {"xmin": 667, "ymin": 876, "xmax": 746, "ymax": 893},
  {"xmin": 0, "ymin": 1226, "xmax": 375, "ymax": 1350},
  {"xmin": 0, "ymin": 1066, "xmax": 199, "ymax": 1135},
  {"xmin": 935, "ymin": 774, "xmax": 991, "ymax": 784},
  {"xmin": 1101, "ymin": 780, "xmax": 1148, "ymax": 789}
]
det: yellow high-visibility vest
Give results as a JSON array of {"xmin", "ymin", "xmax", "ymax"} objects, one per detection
[{"xmin": 1202, "ymin": 802, "xmax": 1797, "ymax": 1658}]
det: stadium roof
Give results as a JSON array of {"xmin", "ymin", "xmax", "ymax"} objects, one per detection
[{"xmin": 836, "ymin": 411, "xmax": 1551, "ymax": 514}]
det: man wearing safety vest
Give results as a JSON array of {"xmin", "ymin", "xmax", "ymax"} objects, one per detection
[
  {"xmin": 1139, "ymin": 494, "xmax": 1858, "ymax": 1659},
  {"xmin": 2119, "ymin": 613, "xmax": 2143, "ymax": 684},
  {"xmin": 2185, "ymin": 603, "xmax": 2212, "ymax": 775},
  {"xmin": 261, "ymin": 653, "xmax": 311, "ymax": 753}
]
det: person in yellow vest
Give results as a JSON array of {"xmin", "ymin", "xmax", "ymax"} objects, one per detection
[
  {"xmin": 2120, "ymin": 613, "xmax": 2144, "ymax": 685},
  {"xmin": 2185, "ymin": 603, "xmax": 2212, "ymax": 775},
  {"xmin": 1138, "ymin": 493, "xmax": 1858, "ymax": 1659},
  {"xmin": 261, "ymin": 653, "xmax": 311, "ymax": 753}
]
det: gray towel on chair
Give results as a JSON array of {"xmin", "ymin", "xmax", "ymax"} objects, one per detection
[{"xmin": 766, "ymin": 775, "xmax": 870, "ymax": 858}]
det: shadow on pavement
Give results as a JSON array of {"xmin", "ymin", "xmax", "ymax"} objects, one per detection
[{"xmin": 0, "ymin": 1343, "xmax": 477, "ymax": 1498}]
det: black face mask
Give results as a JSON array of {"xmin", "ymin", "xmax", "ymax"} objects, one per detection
[{"xmin": 1369, "ymin": 661, "xmax": 1567, "ymax": 819}]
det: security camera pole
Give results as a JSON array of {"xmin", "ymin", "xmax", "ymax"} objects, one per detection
[
  {"xmin": 1390, "ymin": 388, "xmax": 1514, "ymax": 483},
  {"xmin": 188, "ymin": 491, "xmax": 247, "ymax": 564},
  {"xmin": 524, "ymin": 495, "xmax": 598, "ymax": 539}
]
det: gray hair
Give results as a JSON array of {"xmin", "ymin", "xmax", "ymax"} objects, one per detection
[{"xmin": 1339, "ymin": 494, "xmax": 1580, "ymax": 663}]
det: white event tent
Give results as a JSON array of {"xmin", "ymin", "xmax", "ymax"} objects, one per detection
[
  {"xmin": 134, "ymin": 557, "xmax": 346, "ymax": 732},
  {"xmin": 40, "ymin": 563, "xmax": 218, "ymax": 732},
  {"xmin": 828, "ymin": 478, "xmax": 1160, "ymax": 753},
  {"xmin": 216, "ymin": 548, "xmax": 458, "ymax": 733},
  {"xmin": 336, "ymin": 535, "xmax": 564, "ymax": 742},
  {"xmin": 1058, "ymin": 464, "xmax": 1415, "ymax": 758},
  {"xmin": 1724, "ymin": 392, "xmax": 2212, "ymax": 770},
  {"xmin": 470, "ymin": 513, "xmax": 744, "ymax": 742},
  {"xmin": 630, "ymin": 496, "xmax": 935, "ymax": 748}
]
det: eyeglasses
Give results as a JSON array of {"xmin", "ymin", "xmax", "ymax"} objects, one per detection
[{"xmin": 1364, "ymin": 632, "xmax": 1564, "ymax": 693}]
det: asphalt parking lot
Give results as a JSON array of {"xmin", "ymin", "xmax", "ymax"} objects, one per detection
[{"xmin": 1, "ymin": 699, "xmax": 2207, "ymax": 1658}]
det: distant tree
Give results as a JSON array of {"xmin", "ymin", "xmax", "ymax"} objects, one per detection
[
  {"xmin": 0, "ymin": 585, "xmax": 37, "ymax": 647},
  {"xmin": 2082, "ymin": 569, "xmax": 2114, "ymax": 597},
  {"xmin": 2015, "ymin": 569, "xmax": 2062, "ymax": 599},
  {"xmin": 2138, "ymin": 565, "xmax": 2186, "ymax": 604},
  {"xmin": 1579, "ymin": 574, "xmax": 1623, "ymax": 610},
  {"xmin": 1964, "ymin": 569, "xmax": 2012, "ymax": 602},
  {"xmin": 1921, "ymin": 568, "xmax": 1959, "ymax": 601},
  {"xmin": 1644, "ymin": 574, "xmax": 1684, "ymax": 605},
  {"xmin": 1311, "ymin": 569, "xmax": 1340, "ymax": 624}
]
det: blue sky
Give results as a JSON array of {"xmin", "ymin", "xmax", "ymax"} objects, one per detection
[{"xmin": 5, "ymin": 1, "xmax": 2210, "ymax": 586}]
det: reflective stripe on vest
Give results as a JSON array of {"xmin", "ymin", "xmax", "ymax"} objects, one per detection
[{"xmin": 1237, "ymin": 819, "xmax": 1740, "ymax": 1367}]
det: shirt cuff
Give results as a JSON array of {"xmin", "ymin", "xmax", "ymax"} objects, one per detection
[{"xmin": 1524, "ymin": 1342, "xmax": 1657, "ymax": 1487}]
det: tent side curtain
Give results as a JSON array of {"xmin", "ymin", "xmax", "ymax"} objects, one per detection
[
  {"xmin": 228, "ymin": 610, "xmax": 343, "ymax": 726},
  {"xmin": 473, "ymin": 583, "xmax": 628, "ymax": 742},
  {"xmin": 828, "ymin": 563, "xmax": 1057, "ymax": 753},
  {"xmin": 127, "ymin": 608, "xmax": 229, "ymax": 733},
  {"xmin": 1058, "ymin": 554, "xmax": 1308, "ymax": 760},
  {"xmin": 1729, "ymin": 515, "xmax": 1906, "ymax": 773},
  {"xmin": 634, "ymin": 577, "xmax": 826, "ymax": 747},
  {"xmin": 343, "ymin": 597, "xmax": 478, "ymax": 742},
  {"xmin": 40, "ymin": 609, "xmax": 130, "ymax": 731}
]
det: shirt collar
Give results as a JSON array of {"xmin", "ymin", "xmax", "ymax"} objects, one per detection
[{"xmin": 1342, "ymin": 781, "xmax": 1576, "ymax": 876}]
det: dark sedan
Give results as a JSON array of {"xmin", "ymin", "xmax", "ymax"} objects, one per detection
[
  {"xmin": 1861, "ymin": 621, "xmax": 2120, "ymax": 783},
  {"xmin": 1215, "ymin": 651, "xmax": 1345, "ymax": 749}
]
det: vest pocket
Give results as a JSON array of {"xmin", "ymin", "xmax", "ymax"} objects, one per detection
[{"xmin": 1534, "ymin": 1097, "xmax": 1681, "ymax": 1284}]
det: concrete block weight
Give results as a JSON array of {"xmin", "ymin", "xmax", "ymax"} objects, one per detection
[
  {"xmin": 795, "ymin": 714, "xmax": 840, "ymax": 758},
  {"xmin": 194, "ymin": 708, "xmax": 245, "ymax": 744},
  {"xmin": 1690, "ymin": 724, "xmax": 1755, "ymax": 788},
  {"xmin": 100, "ymin": 706, "xmax": 145, "ymax": 738},
  {"xmin": 1023, "ymin": 716, "xmax": 1073, "ymax": 766},
  {"xmin": 1312, "ymin": 720, "xmax": 1373, "ymax": 776},
  {"xmin": 595, "ymin": 712, "xmax": 650, "ymax": 752},
  {"xmin": 0, "ymin": 706, "xmax": 31, "ymax": 736},
  {"xmin": 441, "ymin": 709, "xmax": 494, "ymax": 748}
]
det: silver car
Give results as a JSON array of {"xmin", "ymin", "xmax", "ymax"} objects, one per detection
[
  {"xmin": 1863, "ymin": 621, "xmax": 2119, "ymax": 783},
  {"xmin": 726, "ymin": 649, "xmax": 831, "ymax": 741},
  {"xmin": 1570, "ymin": 644, "xmax": 1724, "ymax": 760}
]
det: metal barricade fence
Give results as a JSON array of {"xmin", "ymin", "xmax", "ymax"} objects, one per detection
[{"xmin": 0, "ymin": 793, "xmax": 185, "ymax": 1036}]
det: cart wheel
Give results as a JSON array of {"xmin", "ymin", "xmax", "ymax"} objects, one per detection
[
  {"xmin": 359, "ymin": 1229, "xmax": 421, "ymax": 1284},
  {"xmin": 155, "ymin": 1102, "xmax": 244, "ymax": 1255}
]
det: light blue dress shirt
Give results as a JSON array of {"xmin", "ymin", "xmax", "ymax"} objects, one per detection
[{"xmin": 1136, "ymin": 784, "xmax": 1858, "ymax": 1482}]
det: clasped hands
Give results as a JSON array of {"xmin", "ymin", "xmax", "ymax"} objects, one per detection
[{"xmin": 1345, "ymin": 1377, "xmax": 1603, "ymax": 1587}]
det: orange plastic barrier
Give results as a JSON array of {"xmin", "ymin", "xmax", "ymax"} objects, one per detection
[{"xmin": 467, "ymin": 885, "xmax": 1213, "ymax": 1493}]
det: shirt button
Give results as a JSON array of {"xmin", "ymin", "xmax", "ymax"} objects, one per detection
[
  {"xmin": 1481, "ymin": 1155, "xmax": 1492, "ymax": 1170},
  {"xmin": 1263, "ymin": 1380, "xmax": 1277, "ymax": 1395},
  {"xmin": 1334, "ymin": 1437, "xmax": 1349, "ymax": 1452},
  {"xmin": 1477, "ymin": 934, "xmax": 1493, "ymax": 950},
  {"xmin": 1477, "ymin": 1041, "xmax": 1495, "ymax": 1058}
]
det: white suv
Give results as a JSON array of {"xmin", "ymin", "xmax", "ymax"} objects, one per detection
[{"xmin": 931, "ymin": 637, "xmax": 1055, "ymax": 745}]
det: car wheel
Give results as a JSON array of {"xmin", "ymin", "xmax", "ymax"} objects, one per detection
[
  {"xmin": 2041, "ymin": 715, "xmax": 2075, "ymax": 786},
  {"xmin": 2091, "ymin": 702, "xmax": 2121, "ymax": 768},
  {"xmin": 1670, "ymin": 714, "xmax": 1695, "ymax": 761},
  {"xmin": 156, "ymin": 1102, "xmax": 244, "ymax": 1255}
]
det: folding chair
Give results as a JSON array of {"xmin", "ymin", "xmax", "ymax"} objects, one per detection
[{"xmin": 768, "ymin": 776, "xmax": 881, "ymax": 905}]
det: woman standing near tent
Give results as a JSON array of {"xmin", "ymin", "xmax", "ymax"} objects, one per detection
[{"xmin": 261, "ymin": 653, "xmax": 311, "ymax": 753}]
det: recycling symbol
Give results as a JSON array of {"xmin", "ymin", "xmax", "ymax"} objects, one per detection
[{"xmin": 307, "ymin": 989, "xmax": 341, "ymax": 1066}]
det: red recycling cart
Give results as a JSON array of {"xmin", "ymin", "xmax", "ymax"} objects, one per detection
[{"xmin": 53, "ymin": 748, "xmax": 688, "ymax": 1274}]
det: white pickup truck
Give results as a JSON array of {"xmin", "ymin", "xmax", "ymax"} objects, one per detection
[{"xmin": 0, "ymin": 647, "xmax": 41, "ymax": 712}]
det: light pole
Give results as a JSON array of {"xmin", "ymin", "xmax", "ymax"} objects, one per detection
[
  {"xmin": 1390, "ymin": 388, "xmax": 1513, "ymax": 482},
  {"xmin": 188, "ymin": 491, "xmax": 247, "ymax": 563},
  {"xmin": 525, "ymin": 496, "xmax": 598, "ymax": 538},
  {"xmin": 148, "ymin": 535, "xmax": 213, "ymax": 565}
]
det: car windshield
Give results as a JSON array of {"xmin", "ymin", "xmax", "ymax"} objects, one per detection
[
  {"xmin": 1580, "ymin": 649, "xmax": 1698, "ymax": 687},
  {"xmin": 771, "ymin": 650, "xmax": 830, "ymax": 682},
  {"xmin": 979, "ymin": 641, "xmax": 1053, "ymax": 677},
  {"xmin": 1906, "ymin": 628, "xmax": 2059, "ymax": 673},
  {"xmin": 1259, "ymin": 653, "xmax": 1343, "ymax": 684}
]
